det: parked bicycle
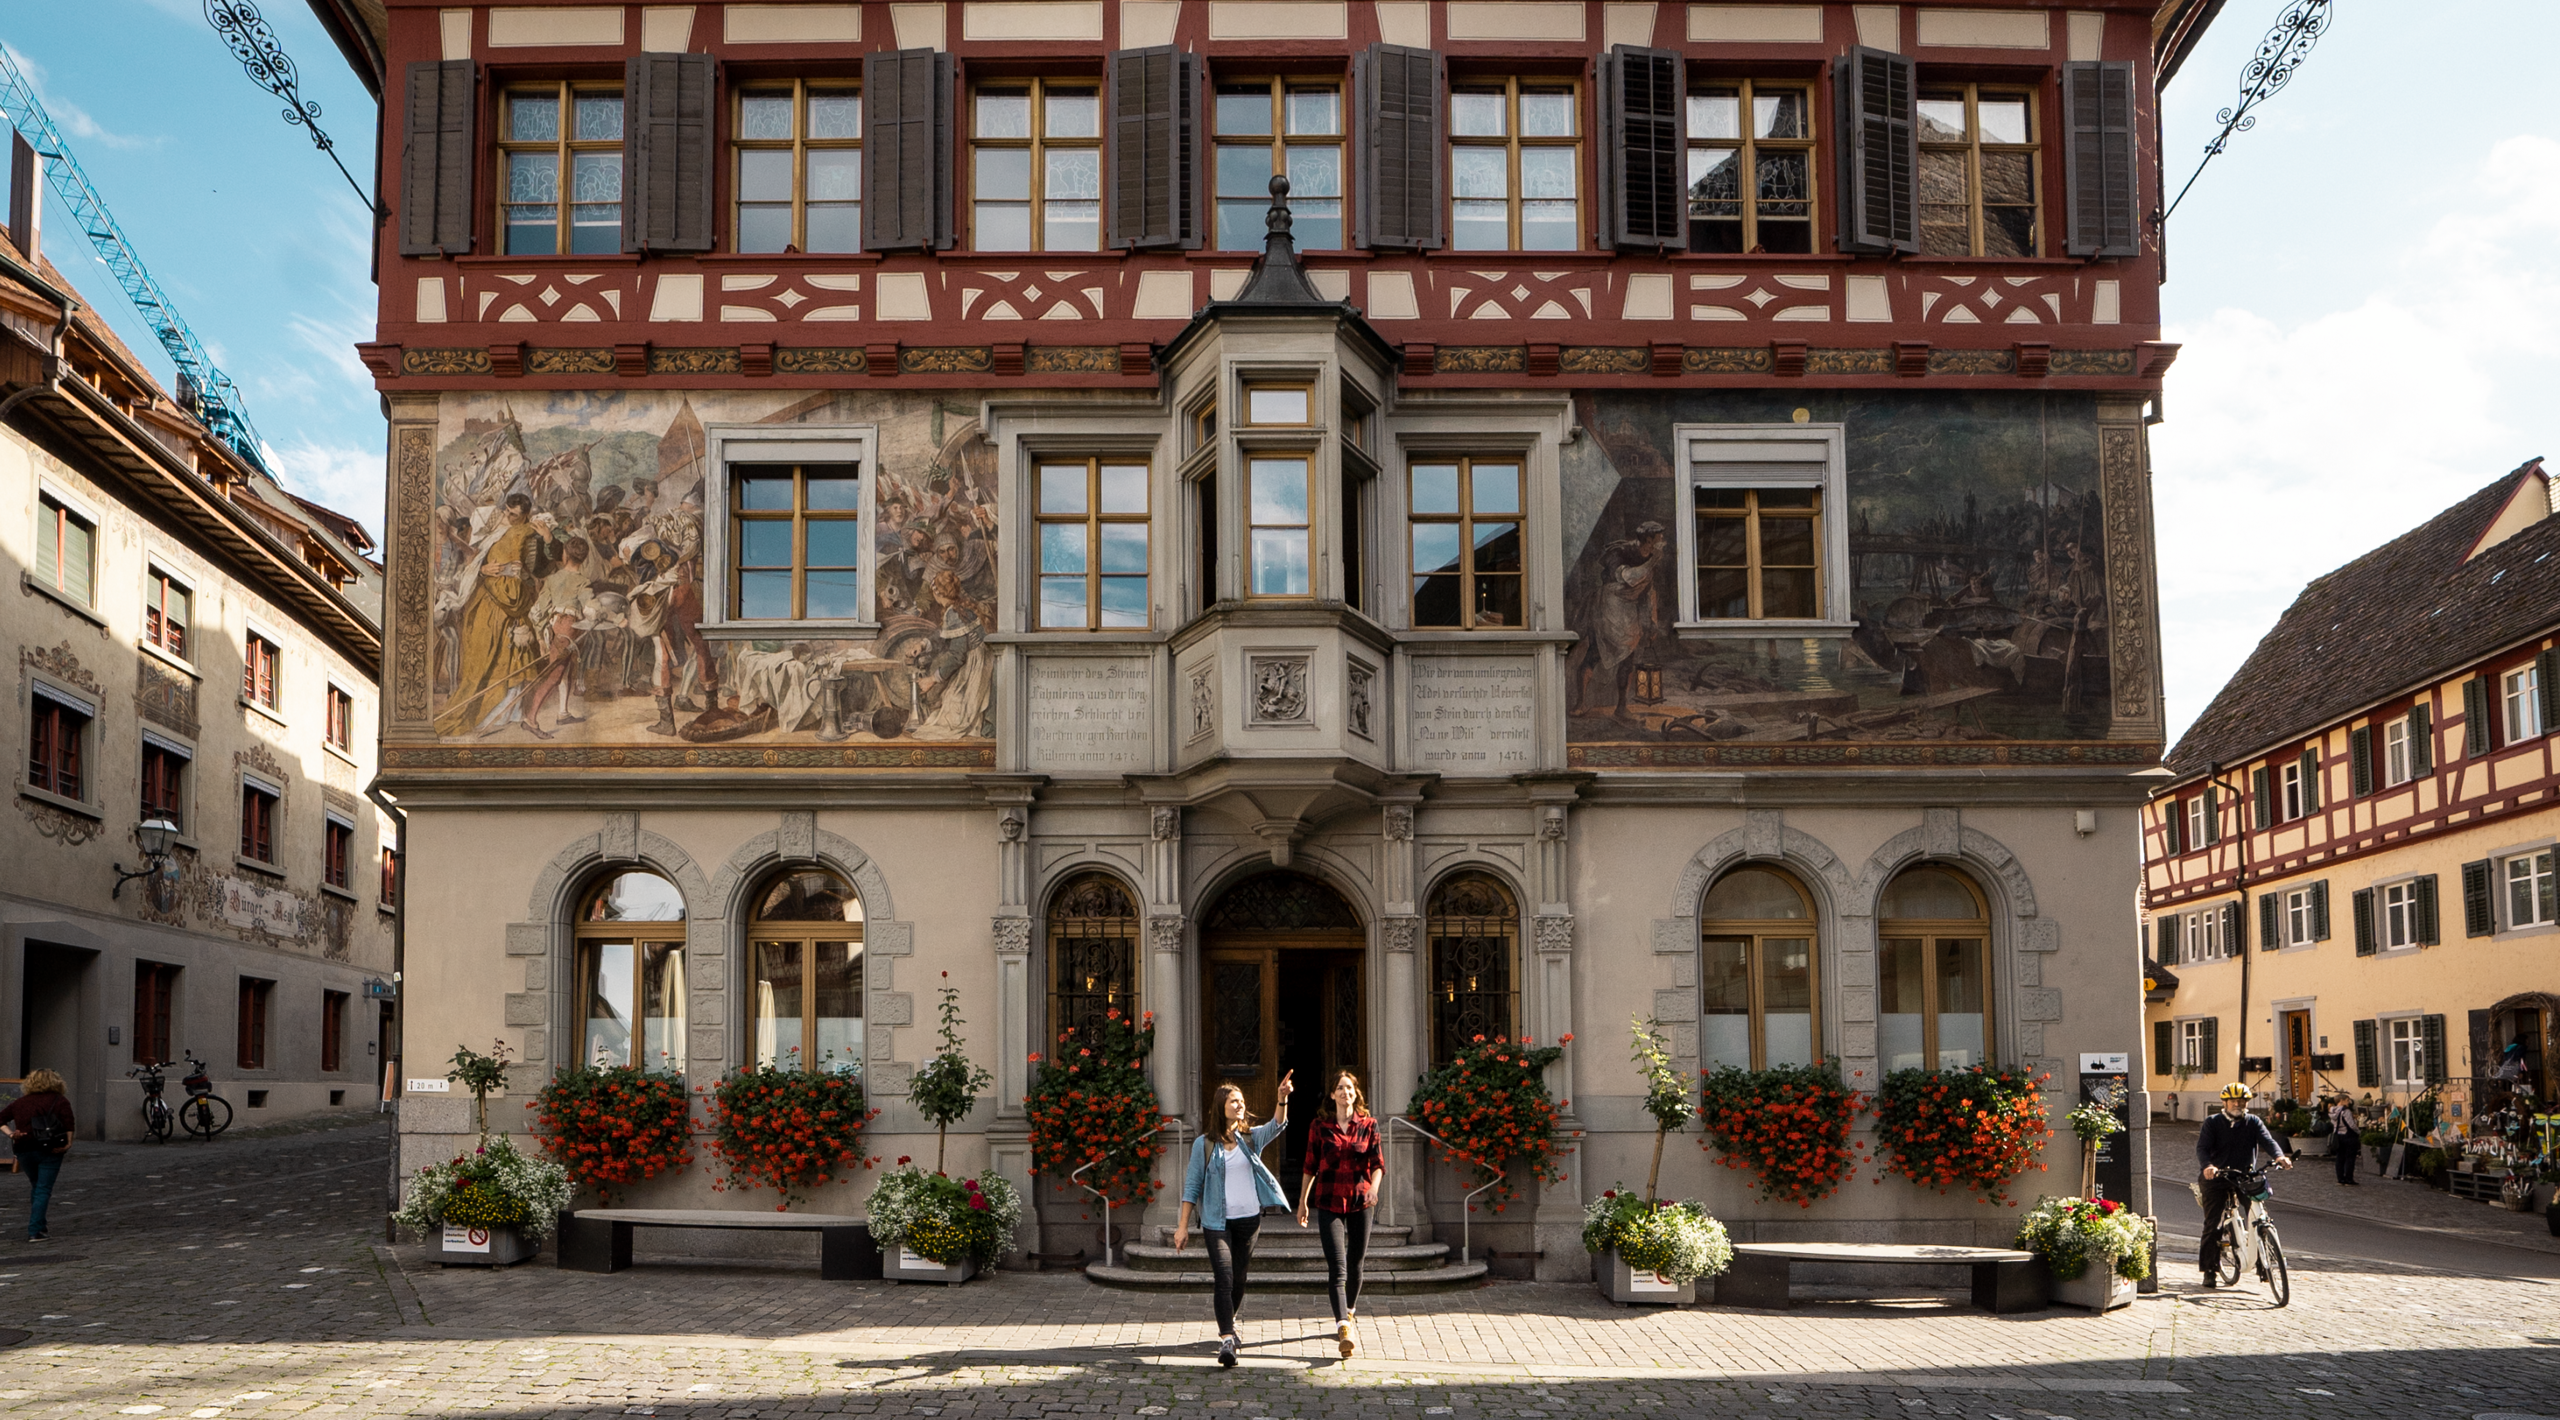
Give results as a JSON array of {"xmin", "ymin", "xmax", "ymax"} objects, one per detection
[
  {"xmin": 129, "ymin": 1055, "xmax": 231, "ymax": 1143},
  {"xmin": 2207, "ymin": 1164, "xmax": 2290, "ymax": 1306}
]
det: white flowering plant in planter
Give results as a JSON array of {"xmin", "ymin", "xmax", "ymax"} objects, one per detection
[
  {"xmin": 2014, "ymin": 1194, "xmax": 2154, "ymax": 1282},
  {"xmin": 1580, "ymin": 1187, "xmax": 1734, "ymax": 1285},
  {"xmin": 866, "ymin": 1167, "xmax": 1024, "ymax": 1268},
  {"xmin": 394, "ymin": 1135, "xmax": 574, "ymax": 1241}
]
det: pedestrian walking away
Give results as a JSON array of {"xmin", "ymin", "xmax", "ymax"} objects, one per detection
[
  {"xmin": 0, "ymin": 1069, "xmax": 75, "ymax": 1241},
  {"xmin": 2328, "ymin": 1093, "xmax": 2361, "ymax": 1186},
  {"xmin": 1296, "ymin": 1069, "xmax": 1385, "ymax": 1358},
  {"xmin": 2196, "ymin": 1082, "xmax": 2291, "ymax": 1285},
  {"xmin": 1175, "ymin": 1071, "xmax": 1294, "ymax": 1368}
]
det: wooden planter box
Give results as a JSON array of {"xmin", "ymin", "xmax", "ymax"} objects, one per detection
[
  {"xmin": 435, "ymin": 1221, "xmax": 539, "ymax": 1267},
  {"xmin": 1595, "ymin": 1248, "xmax": 1695, "ymax": 1306},
  {"xmin": 2050, "ymin": 1263, "xmax": 2135, "ymax": 1312},
  {"xmin": 886, "ymin": 1243, "xmax": 978, "ymax": 1286}
]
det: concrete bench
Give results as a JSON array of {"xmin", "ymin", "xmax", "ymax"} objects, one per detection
[
  {"xmin": 1713, "ymin": 1242, "xmax": 2043, "ymax": 1313},
  {"xmin": 555, "ymin": 1208, "xmax": 881, "ymax": 1281}
]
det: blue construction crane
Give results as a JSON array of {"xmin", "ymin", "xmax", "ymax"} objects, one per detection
[{"xmin": 0, "ymin": 44, "xmax": 269, "ymax": 472}]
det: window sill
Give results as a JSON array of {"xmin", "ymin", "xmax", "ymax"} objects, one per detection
[
  {"xmin": 700, "ymin": 620, "xmax": 881, "ymax": 641},
  {"xmin": 324, "ymin": 741, "xmax": 360, "ymax": 768},
  {"xmin": 1397, "ymin": 629, "xmax": 1577, "ymax": 646},
  {"xmin": 240, "ymin": 697, "xmax": 290, "ymax": 729},
  {"xmin": 1675, "ymin": 620, "xmax": 1856, "ymax": 641},
  {"xmin": 1422, "ymin": 248, "xmax": 1600, "ymax": 261},
  {"xmin": 991, "ymin": 630, "xmax": 1172, "ymax": 647},
  {"xmin": 379, "ymin": 901, "xmax": 399, "ymax": 916},
  {"xmin": 455, "ymin": 252, "xmax": 644, "ymax": 267},
  {"xmin": 138, "ymin": 639, "xmax": 199, "ymax": 678},
  {"xmin": 234, "ymin": 855, "xmax": 285, "ymax": 879},
  {"xmin": 694, "ymin": 251, "xmax": 883, "ymax": 267},
  {"xmin": 17, "ymin": 782, "xmax": 101, "ymax": 820},
  {"xmin": 1188, "ymin": 248, "xmax": 1358, "ymax": 264},
  {"xmin": 320, "ymin": 883, "xmax": 359, "ymax": 903},
  {"xmin": 20, "ymin": 573, "xmax": 105, "ymax": 628}
]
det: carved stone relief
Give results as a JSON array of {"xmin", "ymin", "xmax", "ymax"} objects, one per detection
[
  {"xmin": 1346, "ymin": 658, "xmax": 1375, "ymax": 740},
  {"xmin": 1186, "ymin": 662, "xmax": 1215, "ymax": 742},
  {"xmin": 1246, "ymin": 655, "xmax": 1310, "ymax": 725}
]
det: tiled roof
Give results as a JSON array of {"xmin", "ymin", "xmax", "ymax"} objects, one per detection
[{"xmin": 2167, "ymin": 462, "xmax": 2559, "ymax": 776}]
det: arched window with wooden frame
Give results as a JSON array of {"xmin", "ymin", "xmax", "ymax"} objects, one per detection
[
  {"xmin": 1427, "ymin": 871, "xmax": 1519, "ymax": 1063},
  {"xmin": 1699, "ymin": 866, "xmax": 1818, "ymax": 1070},
  {"xmin": 747, "ymin": 869, "xmax": 864, "ymax": 1073},
  {"xmin": 1878, "ymin": 865, "xmax": 1994, "ymax": 1072},
  {"xmin": 1047, "ymin": 871, "xmax": 1141, "ymax": 1043},
  {"xmin": 575, "ymin": 871, "xmax": 688, "ymax": 1071}
]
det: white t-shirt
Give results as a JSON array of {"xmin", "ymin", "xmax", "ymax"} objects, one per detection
[{"xmin": 1221, "ymin": 1142, "xmax": 1260, "ymax": 1219}]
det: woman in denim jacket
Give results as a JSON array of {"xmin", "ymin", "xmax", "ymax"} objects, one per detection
[{"xmin": 1175, "ymin": 1070, "xmax": 1294, "ymax": 1367}]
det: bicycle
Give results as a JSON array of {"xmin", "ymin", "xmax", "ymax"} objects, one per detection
[
  {"xmin": 2205, "ymin": 1164, "xmax": 2290, "ymax": 1306},
  {"xmin": 169, "ymin": 1054, "xmax": 232, "ymax": 1141},
  {"xmin": 127, "ymin": 1059, "xmax": 175, "ymax": 1143}
]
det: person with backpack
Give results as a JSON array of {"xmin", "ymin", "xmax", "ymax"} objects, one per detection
[{"xmin": 0, "ymin": 1069, "xmax": 74, "ymax": 1241}]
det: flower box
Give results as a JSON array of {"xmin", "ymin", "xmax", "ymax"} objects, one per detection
[
  {"xmin": 434, "ymin": 1220, "xmax": 539, "ymax": 1267},
  {"xmin": 1598, "ymin": 1247, "xmax": 1693, "ymax": 1306},
  {"xmin": 2051, "ymin": 1263, "xmax": 2134, "ymax": 1312},
  {"xmin": 886, "ymin": 1244, "xmax": 978, "ymax": 1286}
]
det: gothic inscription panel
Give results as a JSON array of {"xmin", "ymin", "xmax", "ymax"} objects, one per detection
[
  {"xmin": 1408, "ymin": 656, "xmax": 1537, "ymax": 774},
  {"xmin": 1025, "ymin": 655, "xmax": 1151, "ymax": 773}
]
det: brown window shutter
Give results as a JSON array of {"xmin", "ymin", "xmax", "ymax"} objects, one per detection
[
  {"xmin": 2299, "ymin": 747, "xmax": 2322, "ymax": 811},
  {"xmin": 2461, "ymin": 858, "xmax": 2496, "ymax": 937},
  {"xmin": 1108, "ymin": 46, "xmax": 1199, "ymax": 251},
  {"xmin": 2152, "ymin": 1020, "xmax": 2173, "ymax": 1077},
  {"xmin": 2199, "ymin": 1017, "xmax": 2218, "ymax": 1075},
  {"xmin": 864, "ymin": 48, "xmax": 955, "ymax": 252},
  {"xmin": 2420, "ymin": 1013, "xmax": 2446, "ymax": 1083},
  {"xmin": 625, "ymin": 53, "xmax": 719, "ymax": 253},
  {"xmin": 1833, "ymin": 45, "xmax": 1916, "ymax": 254},
  {"xmin": 2202, "ymin": 786, "xmax": 2219, "ymax": 845},
  {"xmin": 2349, "ymin": 725, "xmax": 2373, "ymax": 795},
  {"xmin": 2161, "ymin": 800, "xmax": 2181, "ymax": 857},
  {"xmin": 2310, "ymin": 879, "xmax": 2330, "ymax": 940},
  {"xmin": 2250, "ymin": 766, "xmax": 2270, "ymax": 829},
  {"xmin": 2413, "ymin": 872, "xmax": 2440, "ymax": 944},
  {"xmin": 2224, "ymin": 899, "xmax": 2244, "ymax": 952},
  {"xmin": 2408, "ymin": 703, "xmax": 2433, "ymax": 777},
  {"xmin": 2352, "ymin": 1020, "xmax": 2377, "ymax": 1087},
  {"xmin": 1354, "ymin": 43, "xmax": 1444, "ymax": 250},
  {"xmin": 2061, "ymin": 61, "xmax": 2140, "ymax": 257},
  {"xmin": 2541, "ymin": 648, "xmax": 2560, "ymax": 734},
  {"xmin": 399, "ymin": 59, "xmax": 477, "ymax": 256},
  {"xmin": 2351, "ymin": 887, "xmax": 2375, "ymax": 955},
  {"xmin": 2257, "ymin": 893, "xmax": 2278, "ymax": 950},
  {"xmin": 1599, "ymin": 45, "xmax": 1685, "ymax": 251},
  {"xmin": 2464, "ymin": 675, "xmax": 2491, "ymax": 755}
]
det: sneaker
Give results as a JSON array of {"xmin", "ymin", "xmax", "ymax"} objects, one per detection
[
  {"xmin": 1338, "ymin": 1321, "xmax": 1356, "ymax": 1359},
  {"xmin": 1217, "ymin": 1335, "xmax": 1238, "ymax": 1368}
]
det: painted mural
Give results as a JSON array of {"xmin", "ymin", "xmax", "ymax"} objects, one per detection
[
  {"xmin": 1565, "ymin": 391, "xmax": 2117, "ymax": 748},
  {"xmin": 429, "ymin": 391, "xmax": 997, "ymax": 748}
]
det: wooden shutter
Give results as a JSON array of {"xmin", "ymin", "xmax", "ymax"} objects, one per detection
[
  {"xmin": 2413, "ymin": 873, "xmax": 2439, "ymax": 944},
  {"xmin": 2465, "ymin": 675, "xmax": 2492, "ymax": 756},
  {"xmin": 2310, "ymin": 880, "xmax": 2330, "ymax": 940},
  {"xmin": 2541, "ymin": 648, "xmax": 2560, "ymax": 734},
  {"xmin": 1108, "ymin": 46, "xmax": 1199, "ymax": 250},
  {"xmin": 2353, "ymin": 1020, "xmax": 2378, "ymax": 1087},
  {"xmin": 2349, "ymin": 725, "xmax": 2374, "ymax": 796},
  {"xmin": 2161, "ymin": 801, "xmax": 2181, "ymax": 857},
  {"xmin": 2203, "ymin": 787, "xmax": 2219, "ymax": 844},
  {"xmin": 2299, "ymin": 748, "xmax": 2321, "ymax": 811},
  {"xmin": 2420, "ymin": 1013, "xmax": 2446, "ymax": 1083},
  {"xmin": 2061, "ymin": 61, "xmax": 2139, "ymax": 257},
  {"xmin": 399, "ymin": 59, "xmax": 477, "ymax": 255},
  {"xmin": 864, "ymin": 48, "xmax": 955, "ymax": 252},
  {"xmin": 1354, "ymin": 43, "xmax": 1444, "ymax": 250},
  {"xmin": 1599, "ymin": 45, "xmax": 1685, "ymax": 251},
  {"xmin": 2257, "ymin": 893, "xmax": 2279, "ymax": 951},
  {"xmin": 2408, "ymin": 703, "xmax": 2434, "ymax": 777},
  {"xmin": 1834, "ymin": 45, "xmax": 1917, "ymax": 254},
  {"xmin": 2462, "ymin": 858, "xmax": 2496, "ymax": 937},
  {"xmin": 2199, "ymin": 1017, "xmax": 2218, "ymax": 1075},
  {"xmin": 2153, "ymin": 1020, "xmax": 2173, "ymax": 1077},
  {"xmin": 2250, "ymin": 766, "xmax": 2270, "ymax": 830},
  {"xmin": 624, "ymin": 53, "xmax": 718, "ymax": 253},
  {"xmin": 2223, "ymin": 900, "xmax": 2244, "ymax": 953},
  {"xmin": 2352, "ymin": 887, "xmax": 2376, "ymax": 955}
]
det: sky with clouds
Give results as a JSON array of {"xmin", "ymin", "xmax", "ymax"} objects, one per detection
[{"xmin": 5, "ymin": 1, "xmax": 2554, "ymax": 745}]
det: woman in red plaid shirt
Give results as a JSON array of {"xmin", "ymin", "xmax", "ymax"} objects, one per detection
[{"xmin": 1295, "ymin": 1071, "xmax": 1385, "ymax": 1357}]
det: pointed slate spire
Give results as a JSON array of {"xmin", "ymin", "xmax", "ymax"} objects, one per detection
[{"xmin": 1230, "ymin": 174, "xmax": 1331, "ymax": 306}]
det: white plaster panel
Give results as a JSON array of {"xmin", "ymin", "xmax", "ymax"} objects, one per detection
[
  {"xmin": 1207, "ymin": 2, "xmax": 1347, "ymax": 39},
  {"xmin": 1914, "ymin": 8, "xmax": 2049, "ymax": 48},
  {"xmin": 2093, "ymin": 279, "xmax": 2121, "ymax": 325},
  {"xmin": 640, "ymin": 6, "xmax": 697, "ymax": 48},
  {"xmin": 1374, "ymin": 0, "xmax": 1429, "ymax": 46},
  {"xmin": 1687, "ymin": 4, "xmax": 1822, "ymax": 43},
  {"xmin": 1121, "ymin": 0, "xmax": 1183, "ymax": 46},
  {"xmin": 1620, "ymin": 272, "xmax": 1672, "ymax": 321},
  {"xmin": 1208, "ymin": 268, "xmax": 1250, "ymax": 300},
  {"xmin": 1852, "ymin": 4, "xmax": 1897, "ymax": 50},
  {"xmin": 875, "ymin": 272, "xmax": 935, "ymax": 320},
  {"xmin": 439, "ymin": 8, "xmax": 473, "ymax": 58},
  {"xmin": 487, "ymin": 6, "xmax": 625, "ymax": 46},
  {"xmin": 1600, "ymin": 3, "xmax": 1658, "ymax": 47},
  {"xmin": 964, "ymin": 2, "xmax": 1105, "ymax": 40},
  {"xmin": 649, "ymin": 274, "xmax": 705, "ymax": 322},
  {"xmin": 1446, "ymin": 2, "xmax": 1584, "ymax": 41},
  {"xmin": 1365, "ymin": 270, "xmax": 1419, "ymax": 319},
  {"xmin": 727, "ymin": 4, "xmax": 861, "ymax": 42},
  {"xmin": 1131, "ymin": 269, "xmax": 1195, "ymax": 319},
  {"xmin": 892, "ymin": 2, "xmax": 951, "ymax": 48},
  {"xmin": 415, "ymin": 277, "xmax": 448, "ymax": 323},
  {"xmin": 1845, "ymin": 273, "xmax": 1890, "ymax": 322},
  {"xmin": 2067, "ymin": 11, "xmax": 2104, "ymax": 60}
]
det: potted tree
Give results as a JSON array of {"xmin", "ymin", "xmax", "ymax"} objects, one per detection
[
  {"xmin": 396, "ymin": 1042, "xmax": 569, "ymax": 1266},
  {"xmin": 874, "ymin": 977, "xmax": 1007, "ymax": 1283},
  {"xmin": 1587, "ymin": 1017, "xmax": 1732, "ymax": 1304},
  {"xmin": 2015, "ymin": 1195, "xmax": 2152, "ymax": 1311}
]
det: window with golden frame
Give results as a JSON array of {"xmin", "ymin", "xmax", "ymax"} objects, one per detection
[
  {"xmin": 735, "ymin": 82, "xmax": 862, "ymax": 254},
  {"xmin": 748, "ymin": 869, "xmax": 865, "ymax": 1073},
  {"xmin": 1213, "ymin": 78, "xmax": 1345, "ymax": 250},
  {"xmin": 1408, "ymin": 457, "xmax": 1522, "ymax": 629},
  {"xmin": 1036, "ymin": 458, "xmax": 1150, "ymax": 630},
  {"xmin": 1694, "ymin": 487, "xmax": 1821, "ymax": 620},
  {"xmin": 574, "ymin": 871, "xmax": 688, "ymax": 1071},
  {"xmin": 731, "ymin": 462, "xmax": 862, "ymax": 620},
  {"xmin": 1877, "ymin": 865, "xmax": 1994, "ymax": 1072},
  {"xmin": 1246, "ymin": 456, "xmax": 1312, "ymax": 597},
  {"xmin": 1450, "ymin": 78, "xmax": 1579, "ymax": 251},
  {"xmin": 1699, "ymin": 866, "xmax": 1819, "ymax": 1070},
  {"xmin": 1047, "ymin": 871, "xmax": 1141, "ymax": 1043},
  {"xmin": 1685, "ymin": 81, "xmax": 1814, "ymax": 254},
  {"xmin": 1242, "ymin": 383, "xmax": 1312, "ymax": 426},
  {"xmin": 501, "ymin": 82, "xmax": 625, "ymax": 256},
  {"xmin": 1917, "ymin": 85, "xmax": 2039, "ymax": 256},
  {"xmin": 972, "ymin": 79, "xmax": 1102, "ymax": 252}
]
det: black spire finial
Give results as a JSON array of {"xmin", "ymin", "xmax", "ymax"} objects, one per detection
[{"xmin": 1230, "ymin": 173, "xmax": 1328, "ymax": 306}]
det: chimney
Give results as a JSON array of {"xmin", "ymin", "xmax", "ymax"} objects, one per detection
[{"xmin": 8, "ymin": 130, "xmax": 39, "ymax": 261}]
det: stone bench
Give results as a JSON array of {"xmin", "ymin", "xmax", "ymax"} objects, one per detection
[
  {"xmin": 1713, "ymin": 1242, "xmax": 2043, "ymax": 1313},
  {"xmin": 555, "ymin": 1209, "xmax": 881, "ymax": 1281}
]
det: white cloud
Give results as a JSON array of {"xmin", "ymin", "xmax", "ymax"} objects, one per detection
[
  {"xmin": 2150, "ymin": 134, "xmax": 2560, "ymax": 744},
  {"xmin": 264, "ymin": 439, "xmax": 384, "ymax": 541},
  {"xmin": 0, "ymin": 45, "xmax": 158, "ymax": 152}
]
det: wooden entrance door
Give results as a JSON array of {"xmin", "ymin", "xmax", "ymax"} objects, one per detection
[
  {"xmin": 1203, "ymin": 943, "xmax": 1364, "ymax": 1187},
  {"xmin": 2282, "ymin": 1010, "xmax": 2313, "ymax": 1102}
]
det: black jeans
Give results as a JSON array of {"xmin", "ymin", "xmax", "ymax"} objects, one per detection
[
  {"xmin": 2197, "ymin": 1174, "xmax": 2239, "ymax": 1277},
  {"xmin": 1205, "ymin": 1213, "xmax": 1261, "ymax": 1336},
  {"xmin": 2332, "ymin": 1135, "xmax": 2359, "ymax": 1184},
  {"xmin": 1315, "ymin": 1207, "xmax": 1371, "ymax": 1322}
]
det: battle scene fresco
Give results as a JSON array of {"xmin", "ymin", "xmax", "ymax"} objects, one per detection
[
  {"xmin": 1565, "ymin": 391, "xmax": 2121, "ymax": 750},
  {"xmin": 428, "ymin": 390, "xmax": 996, "ymax": 749}
]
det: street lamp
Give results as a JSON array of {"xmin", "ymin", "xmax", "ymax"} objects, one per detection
[{"xmin": 113, "ymin": 817, "xmax": 180, "ymax": 898}]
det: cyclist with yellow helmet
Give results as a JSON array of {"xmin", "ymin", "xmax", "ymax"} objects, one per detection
[{"xmin": 2196, "ymin": 1081, "xmax": 2291, "ymax": 1286}]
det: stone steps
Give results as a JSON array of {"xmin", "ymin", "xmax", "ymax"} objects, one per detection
[
  {"xmin": 1117, "ymin": 1240, "xmax": 1454, "ymax": 1273},
  {"xmin": 1083, "ymin": 1220, "xmax": 1484, "ymax": 1293},
  {"xmin": 1081, "ymin": 1260, "xmax": 1490, "ymax": 1294}
]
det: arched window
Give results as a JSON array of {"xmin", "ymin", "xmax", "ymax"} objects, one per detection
[
  {"xmin": 1428, "ymin": 872, "xmax": 1518, "ymax": 1062},
  {"xmin": 1879, "ymin": 864, "xmax": 1993, "ymax": 1072},
  {"xmin": 575, "ymin": 871, "xmax": 687, "ymax": 1071},
  {"xmin": 1048, "ymin": 872, "xmax": 1140, "ymax": 1042},
  {"xmin": 748, "ymin": 868, "xmax": 864, "ymax": 1074},
  {"xmin": 1700, "ymin": 866, "xmax": 1817, "ymax": 1070}
]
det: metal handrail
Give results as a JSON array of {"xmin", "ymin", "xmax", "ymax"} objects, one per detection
[
  {"xmin": 1384, "ymin": 1115, "xmax": 1504, "ymax": 1265},
  {"xmin": 1070, "ymin": 1116, "xmax": 1178, "ymax": 1269}
]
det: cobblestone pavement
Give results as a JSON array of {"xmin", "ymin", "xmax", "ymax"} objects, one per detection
[
  {"xmin": 0, "ymin": 1118, "xmax": 2554, "ymax": 1420},
  {"xmin": 2150, "ymin": 1120, "xmax": 2560, "ymax": 1257}
]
